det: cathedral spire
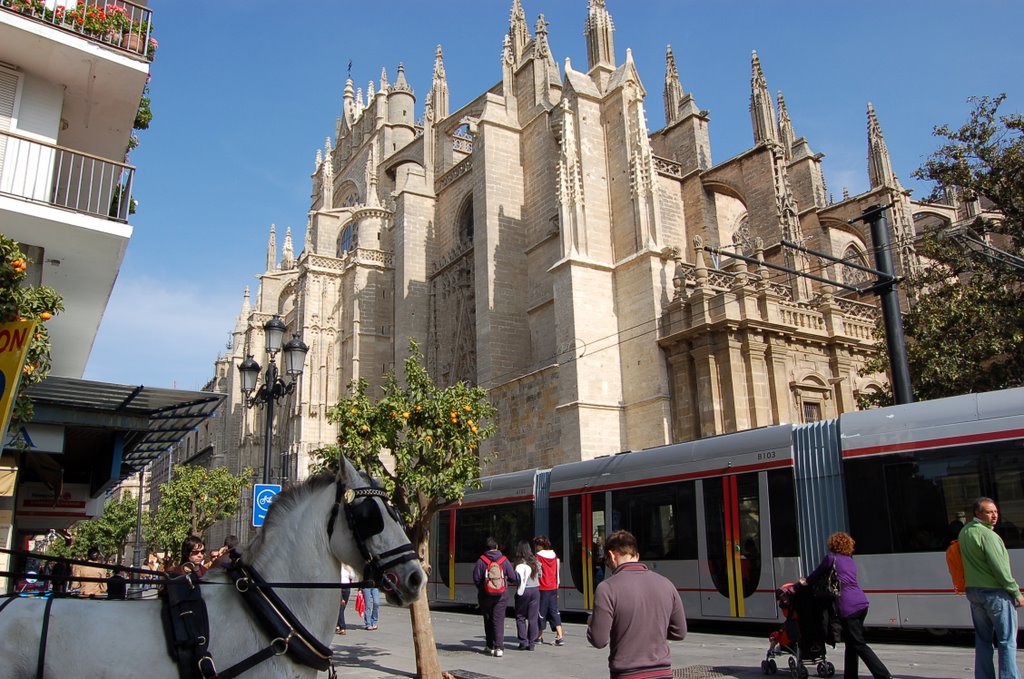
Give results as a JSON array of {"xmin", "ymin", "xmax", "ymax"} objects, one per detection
[
  {"xmin": 379, "ymin": 66, "xmax": 389, "ymax": 91},
  {"xmin": 750, "ymin": 50, "xmax": 778, "ymax": 145},
  {"xmin": 664, "ymin": 45, "xmax": 684, "ymax": 126},
  {"xmin": 343, "ymin": 77, "xmax": 355, "ymax": 123},
  {"xmin": 508, "ymin": 0, "xmax": 530, "ymax": 63},
  {"xmin": 429, "ymin": 44, "xmax": 450, "ymax": 120},
  {"xmin": 584, "ymin": 0, "xmax": 615, "ymax": 72},
  {"xmin": 777, "ymin": 91, "xmax": 794, "ymax": 160},
  {"xmin": 392, "ymin": 62, "xmax": 412, "ymax": 94},
  {"xmin": 282, "ymin": 227, "xmax": 294, "ymax": 268},
  {"xmin": 867, "ymin": 102, "xmax": 900, "ymax": 189},
  {"xmin": 266, "ymin": 224, "xmax": 277, "ymax": 271}
]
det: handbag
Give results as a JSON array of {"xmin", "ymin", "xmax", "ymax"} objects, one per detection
[
  {"xmin": 812, "ymin": 558, "xmax": 841, "ymax": 603},
  {"xmin": 355, "ymin": 589, "xmax": 366, "ymax": 616}
]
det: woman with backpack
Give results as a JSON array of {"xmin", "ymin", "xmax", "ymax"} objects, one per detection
[
  {"xmin": 513, "ymin": 539, "xmax": 542, "ymax": 651},
  {"xmin": 473, "ymin": 536, "xmax": 519, "ymax": 657},
  {"xmin": 803, "ymin": 532, "xmax": 894, "ymax": 679}
]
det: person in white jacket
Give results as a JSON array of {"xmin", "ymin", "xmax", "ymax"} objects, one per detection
[
  {"xmin": 513, "ymin": 540, "xmax": 541, "ymax": 650},
  {"xmin": 336, "ymin": 563, "xmax": 356, "ymax": 635}
]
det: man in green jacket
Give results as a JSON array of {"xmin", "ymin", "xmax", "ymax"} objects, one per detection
[{"xmin": 959, "ymin": 497, "xmax": 1024, "ymax": 679}]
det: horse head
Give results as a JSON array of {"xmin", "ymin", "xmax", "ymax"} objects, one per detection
[{"xmin": 330, "ymin": 456, "xmax": 424, "ymax": 606}]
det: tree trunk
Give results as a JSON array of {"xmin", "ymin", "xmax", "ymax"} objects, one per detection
[{"xmin": 410, "ymin": 593, "xmax": 442, "ymax": 678}]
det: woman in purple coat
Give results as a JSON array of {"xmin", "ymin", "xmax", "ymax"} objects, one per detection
[{"xmin": 805, "ymin": 532, "xmax": 894, "ymax": 679}]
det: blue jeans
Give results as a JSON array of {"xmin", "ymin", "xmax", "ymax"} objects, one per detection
[
  {"xmin": 362, "ymin": 587, "xmax": 380, "ymax": 628},
  {"xmin": 966, "ymin": 588, "xmax": 1021, "ymax": 679}
]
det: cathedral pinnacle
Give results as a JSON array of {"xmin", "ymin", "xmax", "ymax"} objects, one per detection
[
  {"xmin": 777, "ymin": 91, "xmax": 794, "ymax": 159},
  {"xmin": 584, "ymin": 0, "xmax": 615, "ymax": 72},
  {"xmin": 380, "ymin": 66, "xmax": 389, "ymax": 91},
  {"xmin": 664, "ymin": 45, "xmax": 684, "ymax": 125},
  {"xmin": 282, "ymin": 226, "xmax": 294, "ymax": 268},
  {"xmin": 392, "ymin": 62, "xmax": 413, "ymax": 94},
  {"xmin": 508, "ymin": 0, "xmax": 530, "ymax": 62},
  {"xmin": 429, "ymin": 45, "xmax": 450, "ymax": 119},
  {"xmin": 750, "ymin": 50, "xmax": 778, "ymax": 145},
  {"xmin": 266, "ymin": 224, "xmax": 277, "ymax": 271},
  {"xmin": 867, "ymin": 102, "xmax": 900, "ymax": 189}
]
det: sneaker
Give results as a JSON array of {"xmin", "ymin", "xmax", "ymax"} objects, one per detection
[
  {"xmin": 554, "ymin": 637, "xmax": 565, "ymax": 646},
  {"xmin": 484, "ymin": 646, "xmax": 493, "ymax": 655},
  {"xmin": 494, "ymin": 649, "xmax": 503, "ymax": 658}
]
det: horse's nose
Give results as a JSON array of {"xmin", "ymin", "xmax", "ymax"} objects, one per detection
[{"xmin": 407, "ymin": 566, "xmax": 424, "ymax": 593}]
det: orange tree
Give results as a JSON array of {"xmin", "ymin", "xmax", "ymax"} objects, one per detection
[
  {"xmin": 313, "ymin": 339, "xmax": 497, "ymax": 679},
  {"xmin": 0, "ymin": 234, "xmax": 63, "ymax": 424}
]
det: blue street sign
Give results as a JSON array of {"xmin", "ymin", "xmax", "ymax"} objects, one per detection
[{"xmin": 252, "ymin": 483, "xmax": 281, "ymax": 527}]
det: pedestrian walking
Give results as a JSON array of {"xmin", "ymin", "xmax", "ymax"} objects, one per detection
[
  {"xmin": 337, "ymin": 563, "xmax": 356, "ymax": 635},
  {"xmin": 513, "ymin": 539, "xmax": 541, "ymax": 651},
  {"xmin": 587, "ymin": 530, "xmax": 687, "ymax": 679},
  {"xmin": 473, "ymin": 536, "xmax": 518, "ymax": 657},
  {"xmin": 533, "ymin": 535, "xmax": 565, "ymax": 645},
  {"xmin": 805, "ymin": 531, "xmax": 893, "ymax": 679},
  {"xmin": 959, "ymin": 497, "xmax": 1024, "ymax": 679},
  {"xmin": 71, "ymin": 547, "xmax": 108, "ymax": 598},
  {"xmin": 106, "ymin": 566, "xmax": 128, "ymax": 600},
  {"xmin": 362, "ymin": 584, "xmax": 381, "ymax": 630}
]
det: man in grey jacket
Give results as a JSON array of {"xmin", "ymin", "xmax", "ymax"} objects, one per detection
[{"xmin": 587, "ymin": 530, "xmax": 687, "ymax": 679}]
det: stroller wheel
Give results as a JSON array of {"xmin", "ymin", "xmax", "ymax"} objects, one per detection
[
  {"xmin": 816, "ymin": 661, "xmax": 828, "ymax": 677},
  {"xmin": 768, "ymin": 658, "xmax": 778, "ymax": 674},
  {"xmin": 762, "ymin": 660, "xmax": 770, "ymax": 674},
  {"xmin": 824, "ymin": 661, "xmax": 835, "ymax": 677}
]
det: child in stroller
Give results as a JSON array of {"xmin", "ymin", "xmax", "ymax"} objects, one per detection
[{"xmin": 761, "ymin": 582, "xmax": 836, "ymax": 677}]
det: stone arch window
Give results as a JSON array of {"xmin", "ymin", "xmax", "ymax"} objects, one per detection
[
  {"xmin": 457, "ymin": 196, "xmax": 474, "ymax": 246},
  {"xmin": 840, "ymin": 244, "xmax": 871, "ymax": 287},
  {"xmin": 790, "ymin": 371, "xmax": 833, "ymax": 423},
  {"xmin": 334, "ymin": 181, "xmax": 360, "ymax": 208},
  {"xmin": 337, "ymin": 221, "xmax": 358, "ymax": 256}
]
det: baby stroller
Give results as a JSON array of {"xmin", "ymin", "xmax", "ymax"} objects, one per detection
[{"xmin": 761, "ymin": 582, "xmax": 835, "ymax": 677}]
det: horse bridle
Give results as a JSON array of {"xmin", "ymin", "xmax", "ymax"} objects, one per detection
[{"xmin": 326, "ymin": 477, "xmax": 419, "ymax": 592}]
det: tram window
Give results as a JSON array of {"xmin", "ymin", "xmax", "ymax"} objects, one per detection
[
  {"xmin": 992, "ymin": 451, "xmax": 1024, "ymax": 549},
  {"xmin": 767, "ymin": 469, "xmax": 799, "ymax": 557},
  {"xmin": 846, "ymin": 452, "xmax": 981, "ymax": 554},
  {"xmin": 454, "ymin": 502, "xmax": 533, "ymax": 561},
  {"xmin": 611, "ymin": 482, "xmax": 697, "ymax": 560},
  {"xmin": 436, "ymin": 510, "xmax": 451, "ymax": 586},
  {"xmin": 550, "ymin": 496, "xmax": 564, "ymax": 554}
]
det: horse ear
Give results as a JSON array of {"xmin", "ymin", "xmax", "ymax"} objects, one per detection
[{"xmin": 336, "ymin": 454, "xmax": 355, "ymax": 483}]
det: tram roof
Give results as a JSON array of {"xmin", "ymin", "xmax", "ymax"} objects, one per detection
[
  {"xmin": 456, "ymin": 467, "xmax": 539, "ymax": 506},
  {"xmin": 548, "ymin": 424, "xmax": 796, "ymax": 496},
  {"xmin": 839, "ymin": 387, "xmax": 1024, "ymax": 458}
]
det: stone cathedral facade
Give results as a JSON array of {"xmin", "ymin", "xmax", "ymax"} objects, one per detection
[{"xmin": 204, "ymin": 0, "xmax": 974, "ymax": 516}]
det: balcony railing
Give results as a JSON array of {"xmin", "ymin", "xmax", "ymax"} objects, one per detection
[
  {"xmin": 0, "ymin": 129, "xmax": 135, "ymax": 222},
  {"xmin": 0, "ymin": 0, "xmax": 155, "ymax": 61}
]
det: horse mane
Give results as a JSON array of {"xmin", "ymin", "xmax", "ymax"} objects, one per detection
[
  {"xmin": 261, "ymin": 472, "xmax": 336, "ymax": 531},
  {"xmin": 242, "ymin": 472, "xmax": 337, "ymax": 563}
]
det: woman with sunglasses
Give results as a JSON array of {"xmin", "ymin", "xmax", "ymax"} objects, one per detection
[{"xmin": 168, "ymin": 535, "xmax": 208, "ymax": 577}]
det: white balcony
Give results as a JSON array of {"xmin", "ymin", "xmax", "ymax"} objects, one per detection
[{"xmin": 0, "ymin": 0, "xmax": 152, "ymax": 164}]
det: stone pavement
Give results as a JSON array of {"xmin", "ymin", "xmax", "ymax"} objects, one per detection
[{"xmin": 321, "ymin": 603, "xmax": 1008, "ymax": 679}]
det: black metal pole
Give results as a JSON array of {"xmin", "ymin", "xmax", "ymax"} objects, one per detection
[
  {"xmin": 861, "ymin": 204, "xmax": 914, "ymax": 404},
  {"xmin": 130, "ymin": 467, "xmax": 145, "ymax": 598},
  {"xmin": 262, "ymin": 359, "xmax": 277, "ymax": 484}
]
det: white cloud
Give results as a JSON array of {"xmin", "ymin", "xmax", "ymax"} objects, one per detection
[{"xmin": 84, "ymin": 275, "xmax": 241, "ymax": 391}]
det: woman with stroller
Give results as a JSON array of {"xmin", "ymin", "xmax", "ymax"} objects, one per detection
[{"xmin": 804, "ymin": 531, "xmax": 894, "ymax": 679}]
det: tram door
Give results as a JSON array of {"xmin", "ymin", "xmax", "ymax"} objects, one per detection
[
  {"xmin": 566, "ymin": 492, "xmax": 607, "ymax": 611},
  {"xmin": 699, "ymin": 472, "xmax": 772, "ymax": 618}
]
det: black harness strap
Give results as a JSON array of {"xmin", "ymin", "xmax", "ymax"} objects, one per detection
[
  {"xmin": 0, "ymin": 595, "xmax": 18, "ymax": 615},
  {"xmin": 35, "ymin": 595, "xmax": 55, "ymax": 679}
]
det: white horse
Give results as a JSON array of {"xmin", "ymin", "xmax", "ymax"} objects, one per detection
[{"xmin": 0, "ymin": 457, "xmax": 424, "ymax": 678}]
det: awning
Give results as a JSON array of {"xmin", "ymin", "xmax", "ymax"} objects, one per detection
[{"xmin": 25, "ymin": 376, "xmax": 225, "ymax": 476}]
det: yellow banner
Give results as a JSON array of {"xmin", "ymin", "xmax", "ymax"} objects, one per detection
[{"xmin": 0, "ymin": 319, "xmax": 37, "ymax": 443}]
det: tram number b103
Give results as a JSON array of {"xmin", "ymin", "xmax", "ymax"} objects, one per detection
[{"xmin": 757, "ymin": 451, "xmax": 777, "ymax": 461}]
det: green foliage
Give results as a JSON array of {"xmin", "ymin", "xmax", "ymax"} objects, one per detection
[
  {"xmin": 314, "ymin": 339, "xmax": 497, "ymax": 556},
  {"xmin": 146, "ymin": 465, "xmax": 252, "ymax": 555},
  {"xmin": 0, "ymin": 235, "xmax": 64, "ymax": 423},
  {"xmin": 57, "ymin": 492, "xmax": 141, "ymax": 562},
  {"xmin": 862, "ymin": 95, "xmax": 1024, "ymax": 401}
]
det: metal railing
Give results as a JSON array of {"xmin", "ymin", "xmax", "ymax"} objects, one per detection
[
  {"xmin": 0, "ymin": 129, "xmax": 135, "ymax": 221},
  {"xmin": 0, "ymin": 0, "xmax": 155, "ymax": 60}
]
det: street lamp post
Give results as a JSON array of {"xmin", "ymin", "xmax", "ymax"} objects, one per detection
[{"xmin": 238, "ymin": 316, "xmax": 309, "ymax": 485}]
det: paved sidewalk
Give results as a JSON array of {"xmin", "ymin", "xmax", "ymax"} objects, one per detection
[{"xmin": 322, "ymin": 603, "xmax": 999, "ymax": 679}]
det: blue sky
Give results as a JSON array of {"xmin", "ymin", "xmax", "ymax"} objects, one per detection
[{"xmin": 83, "ymin": 0, "xmax": 1024, "ymax": 391}]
